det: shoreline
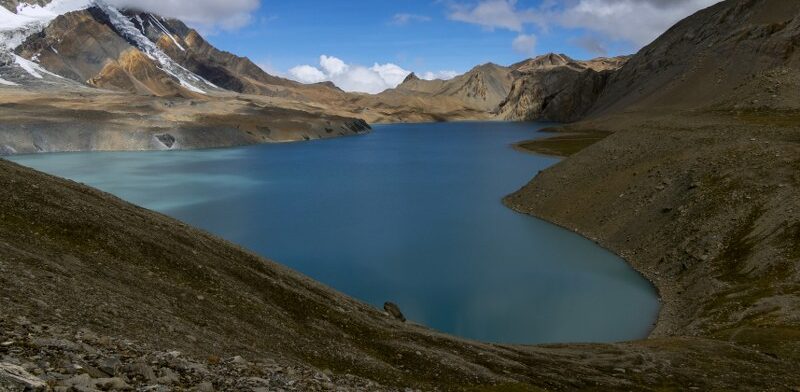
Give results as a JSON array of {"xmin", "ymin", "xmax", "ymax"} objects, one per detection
[
  {"xmin": 506, "ymin": 131, "xmax": 664, "ymax": 340},
  {"xmin": 9, "ymin": 121, "xmax": 664, "ymax": 346}
]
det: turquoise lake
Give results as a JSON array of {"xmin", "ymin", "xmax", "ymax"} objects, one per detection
[{"xmin": 10, "ymin": 122, "xmax": 660, "ymax": 344}]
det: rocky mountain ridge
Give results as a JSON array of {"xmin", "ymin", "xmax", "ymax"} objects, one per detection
[
  {"xmin": 0, "ymin": 1, "xmax": 371, "ymax": 154},
  {"xmin": 498, "ymin": 53, "xmax": 629, "ymax": 122},
  {"xmin": 1, "ymin": 0, "xmax": 632, "ymax": 153}
]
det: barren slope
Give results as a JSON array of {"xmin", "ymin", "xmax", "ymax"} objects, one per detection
[{"xmin": 506, "ymin": 0, "xmax": 800, "ymax": 389}]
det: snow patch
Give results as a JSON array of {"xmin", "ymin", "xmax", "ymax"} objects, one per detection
[
  {"xmin": 0, "ymin": 0, "xmax": 91, "ymax": 50},
  {"xmin": 91, "ymin": 1, "xmax": 213, "ymax": 93},
  {"xmin": 0, "ymin": 76, "xmax": 19, "ymax": 85},
  {"xmin": 148, "ymin": 14, "xmax": 184, "ymax": 51},
  {"xmin": 1, "ymin": 0, "xmax": 217, "ymax": 93},
  {"xmin": 14, "ymin": 54, "xmax": 61, "ymax": 79}
]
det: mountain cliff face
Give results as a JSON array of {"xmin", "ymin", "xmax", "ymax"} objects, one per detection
[{"xmin": 498, "ymin": 53, "xmax": 628, "ymax": 122}]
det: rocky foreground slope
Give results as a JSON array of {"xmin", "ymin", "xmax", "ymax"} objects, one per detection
[{"xmin": 2, "ymin": 139, "xmax": 799, "ymax": 391}]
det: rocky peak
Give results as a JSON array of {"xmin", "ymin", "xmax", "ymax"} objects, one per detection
[
  {"xmin": 512, "ymin": 53, "xmax": 577, "ymax": 74},
  {"xmin": 402, "ymin": 72, "xmax": 419, "ymax": 84}
]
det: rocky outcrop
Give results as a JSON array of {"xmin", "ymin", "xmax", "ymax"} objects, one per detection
[
  {"xmin": 498, "ymin": 53, "xmax": 628, "ymax": 122},
  {"xmin": 87, "ymin": 48, "xmax": 196, "ymax": 97},
  {"xmin": 383, "ymin": 302, "xmax": 406, "ymax": 322}
]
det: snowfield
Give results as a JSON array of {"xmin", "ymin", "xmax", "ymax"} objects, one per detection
[{"xmin": 0, "ymin": 0, "xmax": 91, "ymax": 50}]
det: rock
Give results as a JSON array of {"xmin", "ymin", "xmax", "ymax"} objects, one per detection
[
  {"xmin": 98, "ymin": 357, "xmax": 122, "ymax": 376},
  {"xmin": 156, "ymin": 367, "xmax": 179, "ymax": 385},
  {"xmin": 195, "ymin": 381, "xmax": 215, "ymax": 391},
  {"xmin": 383, "ymin": 302, "xmax": 406, "ymax": 322},
  {"xmin": 228, "ymin": 356, "xmax": 248, "ymax": 367},
  {"xmin": 0, "ymin": 362, "xmax": 47, "ymax": 390},
  {"xmin": 128, "ymin": 361, "xmax": 157, "ymax": 383},
  {"xmin": 0, "ymin": 50, "xmax": 13, "ymax": 67},
  {"xmin": 62, "ymin": 375, "xmax": 131, "ymax": 391},
  {"xmin": 62, "ymin": 373, "xmax": 93, "ymax": 389},
  {"xmin": 95, "ymin": 377, "xmax": 131, "ymax": 390},
  {"xmin": 154, "ymin": 133, "xmax": 177, "ymax": 149},
  {"xmin": 0, "ymin": 145, "xmax": 17, "ymax": 156}
]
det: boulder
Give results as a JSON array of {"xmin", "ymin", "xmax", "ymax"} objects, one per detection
[
  {"xmin": 0, "ymin": 362, "xmax": 47, "ymax": 390},
  {"xmin": 383, "ymin": 302, "xmax": 406, "ymax": 322}
]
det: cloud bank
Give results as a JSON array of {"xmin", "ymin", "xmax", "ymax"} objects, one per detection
[
  {"xmin": 448, "ymin": 0, "xmax": 539, "ymax": 32},
  {"xmin": 448, "ymin": 0, "xmax": 721, "ymax": 54},
  {"xmin": 512, "ymin": 33, "xmax": 537, "ymax": 55},
  {"xmin": 555, "ymin": 0, "xmax": 720, "ymax": 46},
  {"xmin": 288, "ymin": 55, "xmax": 457, "ymax": 94},
  {"xmin": 107, "ymin": 0, "xmax": 260, "ymax": 30}
]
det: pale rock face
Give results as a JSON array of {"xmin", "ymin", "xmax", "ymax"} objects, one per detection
[{"xmin": 497, "ymin": 53, "xmax": 629, "ymax": 122}]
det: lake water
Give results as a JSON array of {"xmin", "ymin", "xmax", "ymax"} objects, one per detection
[{"xmin": 10, "ymin": 122, "xmax": 659, "ymax": 344}]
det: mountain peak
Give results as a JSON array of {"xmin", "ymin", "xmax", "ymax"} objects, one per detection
[{"xmin": 402, "ymin": 72, "xmax": 419, "ymax": 84}]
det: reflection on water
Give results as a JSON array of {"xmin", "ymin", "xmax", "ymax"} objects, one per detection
[{"xmin": 11, "ymin": 122, "xmax": 660, "ymax": 344}]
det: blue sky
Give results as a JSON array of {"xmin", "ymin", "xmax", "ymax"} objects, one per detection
[
  {"xmin": 125, "ymin": 0, "xmax": 721, "ymax": 93},
  {"xmin": 207, "ymin": 1, "xmax": 621, "ymax": 77}
]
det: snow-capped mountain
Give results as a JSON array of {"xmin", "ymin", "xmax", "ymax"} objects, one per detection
[
  {"xmin": 1, "ymin": 0, "xmax": 341, "ymax": 97},
  {"xmin": 0, "ymin": 0, "xmax": 370, "ymax": 155},
  {"xmin": 1, "ymin": 0, "xmax": 223, "ymax": 94}
]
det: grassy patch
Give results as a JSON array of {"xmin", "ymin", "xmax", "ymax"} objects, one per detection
[
  {"xmin": 732, "ymin": 109, "xmax": 800, "ymax": 127},
  {"xmin": 515, "ymin": 131, "xmax": 611, "ymax": 157}
]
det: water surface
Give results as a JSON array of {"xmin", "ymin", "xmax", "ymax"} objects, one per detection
[{"xmin": 10, "ymin": 122, "xmax": 659, "ymax": 344}]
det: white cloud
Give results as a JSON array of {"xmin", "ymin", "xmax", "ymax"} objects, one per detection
[
  {"xmin": 288, "ymin": 64, "xmax": 326, "ymax": 83},
  {"xmin": 555, "ymin": 0, "xmax": 720, "ymax": 46},
  {"xmin": 106, "ymin": 0, "xmax": 260, "ymax": 30},
  {"xmin": 287, "ymin": 56, "xmax": 461, "ymax": 93},
  {"xmin": 288, "ymin": 55, "xmax": 413, "ymax": 94},
  {"xmin": 319, "ymin": 55, "xmax": 348, "ymax": 76},
  {"xmin": 447, "ymin": 0, "xmax": 539, "ymax": 32},
  {"xmin": 390, "ymin": 13, "xmax": 432, "ymax": 26},
  {"xmin": 420, "ymin": 70, "xmax": 459, "ymax": 80},
  {"xmin": 371, "ymin": 62, "xmax": 412, "ymax": 86},
  {"xmin": 512, "ymin": 34, "xmax": 537, "ymax": 55},
  {"xmin": 447, "ymin": 0, "xmax": 721, "ymax": 50}
]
